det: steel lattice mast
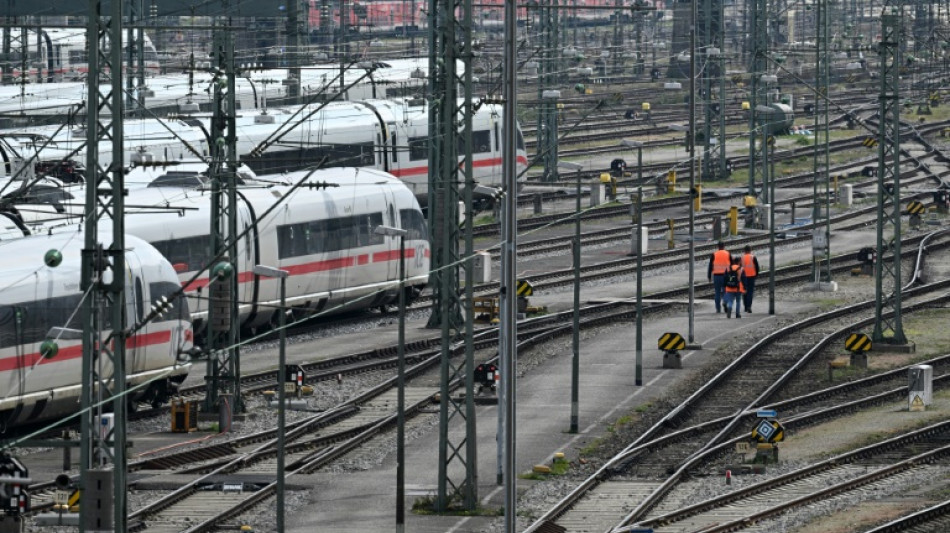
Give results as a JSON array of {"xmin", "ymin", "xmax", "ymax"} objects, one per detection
[
  {"xmin": 428, "ymin": 0, "xmax": 478, "ymax": 510},
  {"xmin": 873, "ymin": 10, "xmax": 907, "ymax": 344},
  {"xmin": 746, "ymin": 0, "xmax": 768, "ymax": 197},
  {"xmin": 80, "ymin": 1, "xmax": 127, "ymax": 530},
  {"xmin": 539, "ymin": 0, "xmax": 560, "ymax": 182},
  {"xmin": 700, "ymin": 0, "xmax": 726, "ymax": 182},
  {"xmin": 204, "ymin": 16, "xmax": 243, "ymax": 415},
  {"xmin": 813, "ymin": 0, "xmax": 833, "ymax": 282}
]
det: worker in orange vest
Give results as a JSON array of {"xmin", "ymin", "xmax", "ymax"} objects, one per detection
[
  {"xmin": 707, "ymin": 241, "xmax": 732, "ymax": 314},
  {"xmin": 723, "ymin": 255, "xmax": 746, "ymax": 318},
  {"xmin": 740, "ymin": 244, "xmax": 761, "ymax": 314}
]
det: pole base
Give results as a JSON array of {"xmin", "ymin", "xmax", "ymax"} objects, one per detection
[
  {"xmin": 663, "ymin": 351, "xmax": 682, "ymax": 369},
  {"xmin": 871, "ymin": 341, "xmax": 916, "ymax": 354},
  {"xmin": 851, "ymin": 353, "xmax": 869, "ymax": 369},
  {"xmin": 685, "ymin": 342, "xmax": 703, "ymax": 350}
]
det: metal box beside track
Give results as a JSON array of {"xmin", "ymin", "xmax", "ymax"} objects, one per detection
[{"xmin": 171, "ymin": 399, "xmax": 199, "ymax": 433}]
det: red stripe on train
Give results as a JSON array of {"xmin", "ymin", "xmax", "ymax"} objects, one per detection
[
  {"xmin": 183, "ymin": 247, "xmax": 423, "ymax": 290},
  {"xmin": 0, "ymin": 330, "xmax": 173, "ymax": 372},
  {"xmin": 389, "ymin": 155, "xmax": 528, "ymax": 178}
]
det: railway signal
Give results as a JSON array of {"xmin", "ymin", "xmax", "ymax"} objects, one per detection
[
  {"xmin": 0, "ymin": 453, "xmax": 30, "ymax": 520},
  {"xmin": 750, "ymin": 418, "xmax": 785, "ymax": 443},
  {"xmin": 474, "ymin": 363, "xmax": 499, "ymax": 393}
]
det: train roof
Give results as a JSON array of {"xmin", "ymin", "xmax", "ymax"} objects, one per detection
[
  {"xmin": 0, "ymin": 230, "xmax": 155, "ymax": 281},
  {"xmin": 115, "ymin": 166, "xmax": 413, "ymax": 210},
  {"xmin": 0, "ymin": 57, "xmax": 448, "ymax": 117}
]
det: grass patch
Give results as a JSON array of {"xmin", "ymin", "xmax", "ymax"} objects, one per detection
[
  {"xmin": 812, "ymin": 297, "xmax": 843, "ymax": 310},
  {"xmin": 519, "ymin": 456, "xmax": 572, "ymax": 480},
  {"xmin": 411, "ymin": 495, "xmax": 502, "ymax": 516},
  {"xmin": 578, "ymin": 435, "xmax": 607, "ymax": 457}
]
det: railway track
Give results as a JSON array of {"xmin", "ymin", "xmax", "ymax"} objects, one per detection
[{"xmin": 523, "ymin": 229, "xmax": 950, "ymax": 533}]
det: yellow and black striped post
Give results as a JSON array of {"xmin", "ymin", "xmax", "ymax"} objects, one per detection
[
  {"xmin": 659, "ymin": 332, "xmax": 686, "ymax": 369},
  {"xmin": 515, "ymin": 279, "xmax": 534, "ymax": 297},
  {"xmin": 845, "ymin": 332, "xmax": 872, "ymax": 353},
  {"xmin": 907, "ymin": 201, "xmax": 926, "ymax": 229},
  {"xmin": 862, "ymin": 136, "xmax": 878, "ymax": 148}
]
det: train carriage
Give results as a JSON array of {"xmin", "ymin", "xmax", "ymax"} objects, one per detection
[
  {"xmin": 0, "ymin": 97, "xmax": 528, "ymax": 202},
  {"xmin": 0, "ymin": 232, "xmax": 192, "ymax": 430},
  {"xmin": 123, "ymin": 167, "xmax": 430, "ymax": 330}
]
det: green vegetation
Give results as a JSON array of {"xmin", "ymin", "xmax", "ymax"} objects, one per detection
[
  {"xmin": 519, "ymin": 455, "xmax": 572, "ymax": 480},
  {"xmin": 411, "ymin": 495, "xmax": 502, "ymax": 516},
  {"xmin": 473, "ymin": 214, "xmax": 496, "ymax": 226},
  {"xmin": 578, "ymin": 435, "xmax": 608, "ymax": 457}
]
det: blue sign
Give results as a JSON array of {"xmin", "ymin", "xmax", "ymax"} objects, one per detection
[
  {"xmin": 756, "ymin": 409, "xmax": 777, "ymax": 418},
  {"xmin": 756, "ymin": 420, "xmax": 775, "ymax": 440}
]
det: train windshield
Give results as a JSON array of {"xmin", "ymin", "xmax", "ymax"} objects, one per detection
[{"xmin": 149, "ymin": 281, "xmax": 191, "ymax": 321}]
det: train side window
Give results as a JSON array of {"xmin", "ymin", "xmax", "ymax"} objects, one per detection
[
  {"xmin": 408, "ymin": 137, "xmax": 428, "ymax": 161},
  {"xmin": 308, "ymin": 220, "xmax": 327, "ymax": 254},
  {"xmin": 153, "ymin": 236, "xmax": 211, "ymax": 272},
  {"xmin": 391, "ymin": 133, "xmax": 398, "ymax": 164},
  {"xmin": 494, "ymin": 123, "xmax": 499, "ymax": 152},
  {"xmin": 0, "ymin": 294, "xmax": 85, "ymax": 349},
  {"xmin": 135, "ymin": 278, "xmax": 145, "ymax": 323},
  {"xmin": 359, "ymin": 213, "xmax": 385, "ymax": 246},
  {"xmin": 324, "ymin": 218, "xmax": 343, "ymax": 252},
  {"xmin": 399, "ymin": 208, "xmax": 428, "ymax": 241},
  {"xmin": 277, "ymin": 226, "xmax": 293, "ymax": 259},
  {"xmin": 472, "ymin": 130, "xmax": 491, "ymax": 153}
]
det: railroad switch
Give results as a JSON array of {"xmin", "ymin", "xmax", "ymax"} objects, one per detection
[{"xmin": 472, "ymin": 279, "xmax": 544, "ymax": 324}]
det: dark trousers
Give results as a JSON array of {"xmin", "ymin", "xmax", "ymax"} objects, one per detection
[
  {"xmin": 743, "ymin": 276, "xmax": 756, "ymax": 311},
  {"xmin": 712, "ymin": 274, "xmax": 725, "ymax": 311}
]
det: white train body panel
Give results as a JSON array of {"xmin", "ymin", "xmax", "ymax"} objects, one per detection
[
  {"xmin": 0, "ymin": 97, "xmax": 528, "ymax": 199},
  {"xmin": 121, "ymin": 167, "xmax": 430, "ymax": 328},
  {"xmin": 0, "ymin": 232, "xmax": 192, "ymax": 429}
]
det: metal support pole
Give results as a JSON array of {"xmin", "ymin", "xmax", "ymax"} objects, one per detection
[
  {"xmin": 396, "ymin": 232, "xmax": 406, "ymax": 533},
  {"xmin": 253, "ymin": 265, "xmax": 289, "ymax": 533},
  {"xmin": 571, "ymin": 169, "xmax": 580, "ymax": 433},
  {"xmin": 637, "ymin": 147, "xmax": 642, "ymax": 183},
  {"xmin": 502, "ymin": 0, "xmax": 518, "ymax": 527},
  {"xmin": 277, "ymin": 275, "xmax": 286, "ymax": 533},
  {"xmin": 768, "ymin": 142, "xmax": 775, "ymax": 315},
  {"xmin": 635, "ymin": 186, "xmax": 643, "ymax": 386},
  {"xmin": 687, "ymin": 0, "xmax": 696, "ymax": 343}
]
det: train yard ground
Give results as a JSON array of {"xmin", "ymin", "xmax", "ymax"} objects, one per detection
[
  {"xmin": 13, "ymin": 28, "xmax": 950, "ymax": 533},
  {"xmin": 20, "ymin": 182, "xmax": 950, "ymax": 532}
]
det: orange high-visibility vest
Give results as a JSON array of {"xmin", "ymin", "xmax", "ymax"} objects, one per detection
[
  {"xmin": 742, "ymin": 253, "xmax": 757, "ymax": 277},
  {"xmin": 712, "ymin": 249, "xmax": 731, "ymax": 275}
]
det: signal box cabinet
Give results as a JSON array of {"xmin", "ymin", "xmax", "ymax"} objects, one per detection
[{"xmin": 171, "ymin": 400, "xmax": 199, "ymax": 433}]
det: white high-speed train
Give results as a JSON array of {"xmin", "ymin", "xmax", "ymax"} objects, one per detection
[
  {"xmin": 0, "ymin": 231, "xmax": 192, "ymax": 431},
  {"xmin": 120, "ymin": 166, "xmax": 430, "ymax": 330},
  {"xmin": 2, "ymin": 97, "xmax": 528, "ymax": 201}
]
